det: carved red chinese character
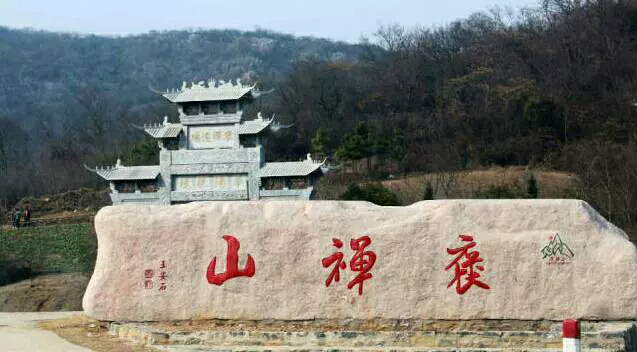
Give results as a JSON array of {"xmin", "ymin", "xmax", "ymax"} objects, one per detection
[
  {"xmin": 347, "ymin": 236, "xmax": 376, "ymax": 295},
  {"xmin": 445, "ymin": 234, "xmax": 490, "ymax": 295},
  {"xmin": 207, "ymin": 235, "xmax": 255, "ymax": 286},
  {"xmin": 321, "ymin": 238, "xmax": 346, "ymax": 287},
  {"xmin": 322, "ymin": 236, "xmax": 376, "ymax": 296},
  {"xmin": 144, "ymin": 280, "xmax": 153, "ymax": 289},
  {"xmin": 144, "ymin": 269, "xmax": 154, "ymax": 279}
]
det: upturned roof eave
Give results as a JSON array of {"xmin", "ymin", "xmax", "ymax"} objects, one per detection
[
  {"xmin": 93, "ymin": 165, "xmax": 161, "ymax": 181},
  {"xmin": 161, "ymin": 87, "xmax": 255, "ymax": 103},
  {"xmin": 238, "ymin": 118, "xmax": 274, "ymax": 135},
  {"xmin": 257, "ymin": 160, "xmax": 325, "ymax": 178}
]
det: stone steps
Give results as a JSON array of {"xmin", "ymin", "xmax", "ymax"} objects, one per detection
[{"xmin": 109, "ymin": 321, "xmax": 635, "ymax": 352}]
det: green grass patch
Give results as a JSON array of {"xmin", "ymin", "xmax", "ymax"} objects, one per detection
[{"xmin": 0, "ymin": 224, "xmax": 96, "ymax": 284}]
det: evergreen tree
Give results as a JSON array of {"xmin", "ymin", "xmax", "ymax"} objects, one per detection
[
  {"xmin": 124, "ymin": 138, "xmax": 159, "ymax": 166},
  {"xmin": 389, "ymin": 128, "xmax": 407, "ymax": 173},
  {"xmin": 423, "ymin": 181, "xmax": 434, "ymax": 200},
  {"xmin": 527, "ymin": 174, "xmax": 539, "ymax": 199},
  {"xmin": 311, "ymin": 128, "xmax": 329, "ymax": 159},
  {"xmin": 335, "ymin": 122, "xmax": 374, "ymax": 171},
  {"xmin": 336, "ymin": 122, "xmax": 370, "ymax": 160}
]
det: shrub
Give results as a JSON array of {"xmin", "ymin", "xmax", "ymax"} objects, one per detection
[
  {"xmin": 526, "ymin": 174, "xmax": 539, "ymax": 198},
  {"xmin": 474, "ymin": 185, "xmax": 518, "ymax": 199},
  {"xmin": 339, "ymin": 183, "xmax": 401, "ymax": 206},
  {"xmin": 0, "ymin": 253, "xmax": 33, "ymax": 286},
  {"xmin": 423, "ymin": 181, "xmax": 434, "ymax": 200}
]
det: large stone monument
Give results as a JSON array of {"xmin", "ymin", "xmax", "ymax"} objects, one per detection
[
  {"xmin": 83, "ymin": 199, "xmax": 637, "ymax": 322},
  {"xmin": 86, "ymin": 79, "xmax": 326, "ymax": 205}
]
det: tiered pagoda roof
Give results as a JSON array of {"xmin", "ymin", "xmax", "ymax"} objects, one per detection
[
  {"xmin": 161, "ymin": 79, "xmax": 256, "ymax": 103},
  {"xmin": 142, "ymin": 122, "xmax": 183, "ymax": 139},
  {"xmin": 86, "ymin": 160, "xmax": 160, "ymax": 181},
  {"xmin": 257, "ymin": 154, "xmax": 326, "ymax": 178},
  {"xmin": 237, "ymin": 113, "xmax": 274, "ymax": 134},
  {"xmin": 137, "ymin": 112, "xmax": 276, "ymax": 139}
]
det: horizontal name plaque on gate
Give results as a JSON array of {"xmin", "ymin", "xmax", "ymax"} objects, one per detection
[{"xmin": 188, "ymin": 126, "xmax": 236, "ymax": 149}]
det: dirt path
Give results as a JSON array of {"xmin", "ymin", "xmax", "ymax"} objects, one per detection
[{"xmin": 0, "ymin": 311, "xmax": 92, "ymax": 352}]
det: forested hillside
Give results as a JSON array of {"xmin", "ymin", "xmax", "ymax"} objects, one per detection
[
  {"xmin": 266, "ymin": 0, "xmax": 637, "ymax": 238},
  {"xmin": 3, "ymin": 0, "xmax": 637, "ymax": 238}
]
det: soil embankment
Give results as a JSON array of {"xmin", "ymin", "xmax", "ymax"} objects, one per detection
[
  {"xmin": 0, "ymin": 222, "xmax": 96, "ymax": 312},
  {"xmin": 0, "ymin": 273, "xmax": 90, "ymax": 312}
]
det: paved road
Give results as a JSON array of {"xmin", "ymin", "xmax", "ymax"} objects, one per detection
[{"xmin": 0, "ymin": 311, "xmax": 92, "ymax": 352}]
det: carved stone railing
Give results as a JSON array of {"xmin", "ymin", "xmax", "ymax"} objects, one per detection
[
  {"xmin": 111, "ymin": 192, "xmax": 162, "ymax": 204},
  {"xmin": 170, "ymin": 148, "xmax": 260, "ymax": 165},
  {"xmin": 179, "ymin": 114, "xmax": 241, "ymax": 125},
  {"xmin": 259, "ymin": 187, "xmax": 313, "ymax": 200},
  {"xmin": 170, "ymin": 190, "xmax": 248, "ymax": 202},
  {"xmin": 170, "ymin": 163, "xmax": 252, "ymax": 175}
]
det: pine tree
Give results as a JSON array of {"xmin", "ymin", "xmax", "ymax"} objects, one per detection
[
  {"xmin": 423, "ymin": 181, "xmax": 434, "ymax": 200},
  {"xmin": 527, "ymin": 174, "xmax": 539, "ymax": 199},
  {"xmin": 311, "ymin": 128, "xmax": 329, "ymax": 159}
]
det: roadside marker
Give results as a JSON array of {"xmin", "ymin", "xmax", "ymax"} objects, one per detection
[{"xmin": 563, "ymin": 319, "xmax": 581, "ymax": 352}]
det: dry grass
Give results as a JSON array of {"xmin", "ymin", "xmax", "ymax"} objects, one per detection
[
  {"xmin": 384, "ymin": 167, "xmax": 580, "ymax": 205},
  {"xmin": 16, "ymin": 188, "xmax": 110, "ymax": 218},
  {"xmin": 317, "ymin": 166, "xmax": 580, "ymax": 205},
  {"xmin": 39, "ymin": 314, "xmax": 161, "ymax": 352}
]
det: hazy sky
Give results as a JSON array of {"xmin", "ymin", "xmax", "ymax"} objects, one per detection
[{"xmin": 0, "ymin": 0, "xmax": 539, "ymax": 43}]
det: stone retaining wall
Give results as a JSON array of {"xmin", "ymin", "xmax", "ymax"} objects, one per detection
[{"xmin": 108, "ymin": 320, "xmax": 636, "ymax": 351}]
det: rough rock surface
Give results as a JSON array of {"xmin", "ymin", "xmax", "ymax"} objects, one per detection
[{"xmin": 83, "ymin": 200, "xmax": 637, "ymax": 321}]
